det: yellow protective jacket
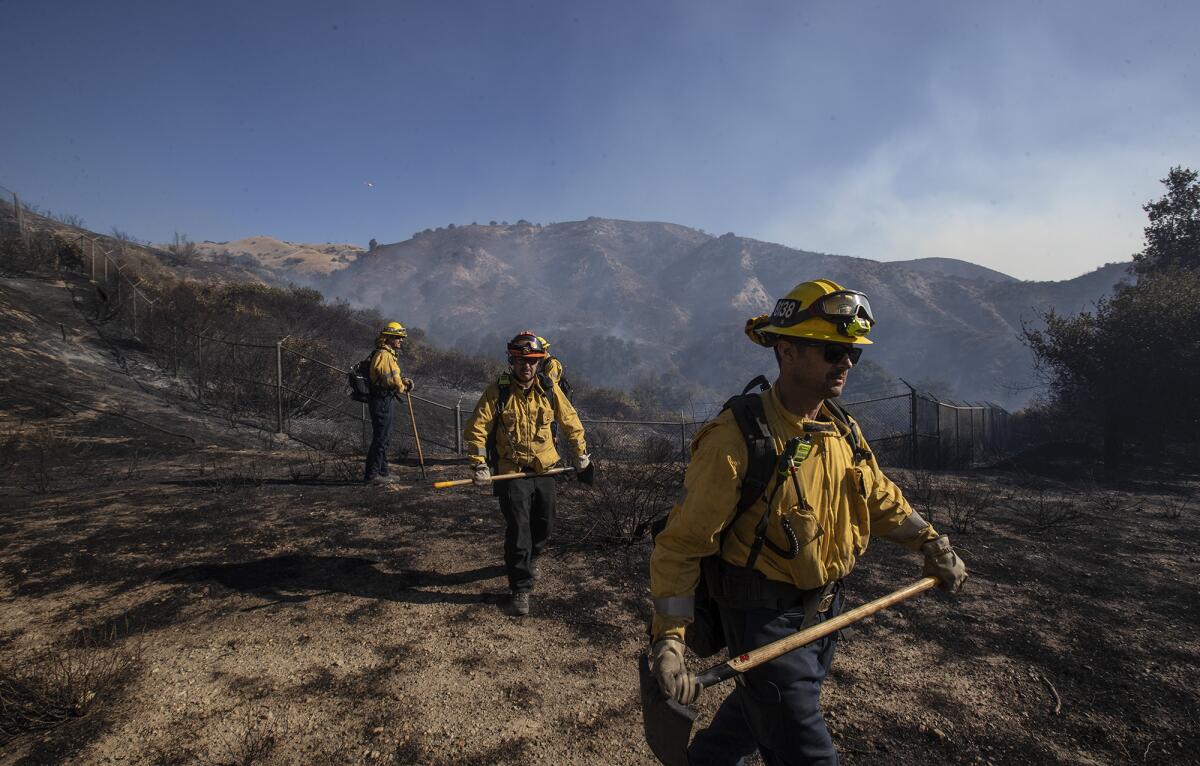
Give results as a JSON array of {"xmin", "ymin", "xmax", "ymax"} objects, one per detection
[
  {"xmin": 649, "ymin": 386, "xmax": 939, "ymax": 642},
  {"xmin": 369, "ymin": 340, "xmax": 410, "ymax": 396},
  {"xmin": 463, "ymin": 374, "xmax": 587, "ymax": 474}
]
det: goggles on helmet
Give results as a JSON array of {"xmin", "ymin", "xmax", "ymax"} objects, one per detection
[
  {"xmin": 506, "ymin": 332, "xmax": 547, "ymax": 359},
  {"xmin": 380, "ymin": 321, "xmax": 407, "ymax": 337},
  {"xmin": 770, "ymin": 290, "xmax": 875, "ymax": 338}
]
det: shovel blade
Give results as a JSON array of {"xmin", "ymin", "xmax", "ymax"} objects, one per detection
[{"xmin": 639, "ymin": 652, "xmax": 698, "ymax": 766}]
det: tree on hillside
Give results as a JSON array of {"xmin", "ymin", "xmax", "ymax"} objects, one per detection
[
  {"xmin": 167, "ymin": 232, "xmax": 197, "ymax": 261},
  {"xmin": 1023, "ymin": 167, "xmax": 1200, "ymax": 476},
  {"xmin": 1134, "ymin": 166, "xmax": 1200, "ymax": 275}
]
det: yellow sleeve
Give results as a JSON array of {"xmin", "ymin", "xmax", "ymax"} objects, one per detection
[
  {"xmin": 463, "ymin": 384, "xmax": 500, "ymax": 467},
  {"xmin": 548, "ymin": 379, "xmax": 587, "ymax": 456},
  {"xmin": 858, "ymin": 431, "xmax": 940, "ymax": 551},
  {"xmin": 369, "ymin": 349, "xmax": 404, "ymax": 394},
  {"xmin": 648, "ymin": 420, "xmax": 745, "ymax": 642},
  {"xmin": 544, "ymin": 357, "xmax": 563, "ymax": 384}
]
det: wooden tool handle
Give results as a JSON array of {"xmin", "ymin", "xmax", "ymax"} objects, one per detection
[
  {"xmin": 697, "ymin": 576, "xmax": 939, "ymax": 687},
  {"xmin": 432, "ymin": 466, "xmax": 574, "ymax": 489}
]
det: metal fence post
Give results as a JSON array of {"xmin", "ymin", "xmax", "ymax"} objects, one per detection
[
  {"xmin": 898, "ymin": 379, "xmax": 918, "ymax": 467},
  {"xmin": 197, "ymin": 335, "xmax": 204, "ymax": 402},
  {"xmin": 88, "ymin": 236, "xmax": 95, "ymax": 280},
  {"xmin": 954, "ymin": 408, "xmax": 961, "ymax": 466},
  {"xmin": 679, "ymin": 413, "xmax": 687, "ymax": 460},
  {"xmin": 909, "ymin": 390, "xmax": 918, "ymax": 467},
  {"xmin": 966, "ymin": 408, "xmax": 973, "ymax": 461},
  {"xmin": 362, "ymin": 400, "xmax": 368, "ymax": 451},
  {"xmin": 275, "ymin": 339, "xmax": 284, "ymax": 434},
  {"xmin": 934, "ymin": 401, "xmax": 942, "ymax": 468},
  {"xmin": 454, "ymin": 400, "xmax": 463, "ymax": 455}
]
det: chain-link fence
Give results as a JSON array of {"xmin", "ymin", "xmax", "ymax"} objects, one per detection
[
  {"xmin": 844, "ymin": 385, "xmax": 1009, "ymax": 468},
  {"xmin": 2, "ymin": 184, "xmax": 1010, "ymax": 470}
]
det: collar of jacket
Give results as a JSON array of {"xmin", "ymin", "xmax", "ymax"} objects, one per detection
[
  {"xmin": 764, "ymin": 388, "xmax": 849, "ymax": 439},
  {"xmin": 504, "ymin": 376, "xmax": 545, "ymax": 396}
]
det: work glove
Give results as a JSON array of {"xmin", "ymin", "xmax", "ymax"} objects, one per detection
[
  {"xmin": 922, "ymin": 534, "xmax": 967, "ymax": 592},
  {"xmin": 472, "ymin": 464, "xmax": 491, "ymax": 489},
  {"xmin": 650, "ymin": 638, "xmax": 699, "ymax": 705},
  {"xmin": 402, "ymin": 377, "xmax": 415, "ymax": 393},
  {"xmin": 574, "ymin": 453, "xmax": 595, "ymax": 485}
]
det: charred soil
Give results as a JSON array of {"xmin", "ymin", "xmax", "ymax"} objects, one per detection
[{"xmin": 1, "ymin": 276, "xmax": 1198, "ymax": 765}]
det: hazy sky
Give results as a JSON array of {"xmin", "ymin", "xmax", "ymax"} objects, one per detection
[{"xmin": 3, "ymin": 0, "xmax": 1197, "ymax": 280}]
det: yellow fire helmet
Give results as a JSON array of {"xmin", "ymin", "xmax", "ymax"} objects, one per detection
[
  {"xmin": 745, "ymin": 278, "xmax": 874, "ymax": 347},
  {"xmin": 380, "ymin": 320, "xmax": 408, "ymax": 338},
  {"xmin": 536, "ymin": 335, "xmax": 551, "ymax": 350}
]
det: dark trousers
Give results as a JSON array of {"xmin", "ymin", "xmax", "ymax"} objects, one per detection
[
  {"xmin": 364, "ymin": 394, "xmax": 394, "ymax": 480},
  {"xmin": 688, "ymin": 588, "xmax": 845, "ymax": 766},
  {"xmin": 496, "ymin": 475, "xmax": 556, "ymax": 592}
]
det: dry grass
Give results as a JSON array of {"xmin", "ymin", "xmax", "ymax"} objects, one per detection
[
  {"xmin": 0, "ymin": 627, "xmax": 142, "ymax": 746},
  {"xmin": 560, "ymin": 437, "xmax": 684, "ymax": 547},
  {"xmin": 1007, "ymin": 487, "xmax": 1085, "ymax": 531},
  {"xmin": 938, "ymin": 479, "xmax": 999, "ymax": 534}
]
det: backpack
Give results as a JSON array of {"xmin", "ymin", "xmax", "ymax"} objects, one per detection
[
  {"xmin": 485, "ymin": 370, "xmax": 556, "ymax": 473},
  {"xmin": 347, "ymin": 352, "xmax": 376, "ymax": 403},
  {"xmin": 652, "ymin": 375, "xmax": 871, "ymax": 657},
  {"xmin": 546, "ymin": 354, "xmax": 574, "ymax": 402}
]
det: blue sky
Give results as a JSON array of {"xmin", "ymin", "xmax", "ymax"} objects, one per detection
[{"xmin": 2, "ymin": 0, "xmax": 1197, "ymax": 280}]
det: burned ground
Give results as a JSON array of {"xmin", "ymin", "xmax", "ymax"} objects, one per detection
[{"xmin": 1, "ymin": 275, "xmax": 1198, "ymax": 765}]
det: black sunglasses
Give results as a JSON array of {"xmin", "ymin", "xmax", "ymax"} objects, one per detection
[{"xmin": 791, "ymin": 339, "xmax": 863, "ymax": 364}]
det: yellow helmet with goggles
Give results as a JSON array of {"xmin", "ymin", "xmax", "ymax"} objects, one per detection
[
  {"xmin": 380, "ymin": 320, "xmax": 408, "ymax": 338},
  {"xmin": 745, "ymin": 278, "xmax": 874, "ymax": 347}
]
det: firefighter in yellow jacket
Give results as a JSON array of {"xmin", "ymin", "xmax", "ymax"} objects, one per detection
[
  {"xmin": 649, "ymin": 279, "xmax": 967, "ymax": 765},
  {"xmin": 363, "ymin": 321, "xmax": 414, "ymax": 484},
  {"xmin": 463, "ymin": 332, "xmax": 593, "ymax": 616}
]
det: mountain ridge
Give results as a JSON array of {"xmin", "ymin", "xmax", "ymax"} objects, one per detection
[{"xmin": 306, "ymin": 219, "xmax": 1132, "ymax": 409}]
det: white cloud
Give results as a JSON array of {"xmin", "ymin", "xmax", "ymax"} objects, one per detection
[{"xmin": 758, "ymin": 34, "xmax": 1198, "ymax": 281}]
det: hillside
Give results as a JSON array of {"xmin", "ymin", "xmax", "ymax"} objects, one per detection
[
  {"xmin": 317, "ymin": 221, "xmax": 1133, "ymax": 409},
  {"xmin": 193, "ymin": 237, "xmax": 363, "ymax": 278},
  {"xmin": 0, "ymin": 196, "xmax": 1130, "ymax": 409}
]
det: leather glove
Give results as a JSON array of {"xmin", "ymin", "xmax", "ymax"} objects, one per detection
[
  {"xmin": 402, "ymin": 377, "xmax": 415, "ymax": 393},
  {"xmin": 650, "ymin": 638, "xmax": 699, "ymax": 705},
  {"xmin": 472, "ymin": 464, "xmax": 491, "ymax": 488},
  {"xmin": 922, "ymin": 534, "xmax": 967, "ymax": 592},
  {"xmin": 574, "ymin": 454, "xmax": 595, "ymax": 485}
]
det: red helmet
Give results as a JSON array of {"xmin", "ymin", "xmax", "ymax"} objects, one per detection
[{"xmin": 506, "ymin": 331, "xmax": 547, "ymax": 359}]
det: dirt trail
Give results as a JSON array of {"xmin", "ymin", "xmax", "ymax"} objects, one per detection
[{"xmin": 2, "ymin": 275, "xmax": 1198, "ymax": 764}]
